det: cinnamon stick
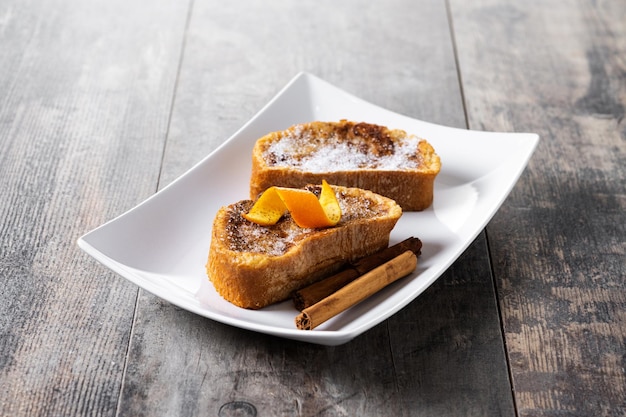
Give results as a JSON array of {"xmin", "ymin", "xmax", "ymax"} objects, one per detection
[
  {"xmin": 292, "ymin": 237, "xmax": 422, "ymax": 311},
  {"xmin": 295, "ymin": 250, "xmax": 417, "ymax": 330}
]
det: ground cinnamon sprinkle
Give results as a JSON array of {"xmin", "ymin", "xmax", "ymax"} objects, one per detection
[{"xmin": 225, "ymin": 188, "xmax": 388, "ymax": 255}]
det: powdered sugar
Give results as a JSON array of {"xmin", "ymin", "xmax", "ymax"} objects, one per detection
[
  {"xmin": 264, "ymin": 126, "xmax": 423, "ymax": 173},
  {"xmin": 227, "ymin": 210, "xmax": 314, "ymax": 256}
]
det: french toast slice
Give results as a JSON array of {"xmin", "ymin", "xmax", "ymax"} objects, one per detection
[
  {"xmin": 207, "ymin": 184, "xmax": 402, "ymax": 309},
  {"xmin": 250, "ymin": 120, "xmax": 441, "ymax": 211}
]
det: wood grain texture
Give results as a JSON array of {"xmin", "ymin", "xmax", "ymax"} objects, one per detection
[
  {"xmin": 449, "ymin": 0, "xmax": 626, "ymax": 415},
  {"xmin": 0, "ymin": 0, "xmax": 190, "ymax": 415},
  {"xmin": 389, "ymin": 234, "xmax": 515, "ymax": 416},
  {"xmin": 116, "ymin": 0, "xmax": 514, "ymax": 416}
]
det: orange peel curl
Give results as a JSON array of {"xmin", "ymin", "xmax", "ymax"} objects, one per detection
[{"xmin": 243, "ymin": 180, "xmax": 342, "ymax": 228}]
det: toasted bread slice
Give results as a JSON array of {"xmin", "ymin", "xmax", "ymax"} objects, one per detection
[
  {"xmin": 207, "ymin": 184, "xmax": 402, "ymax": 309},
  {"xmin": 250, "ymin": 120, "xmax": 441, "ymax": 211}
]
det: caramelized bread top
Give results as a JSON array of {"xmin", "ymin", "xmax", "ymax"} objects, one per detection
[
  {"xmin": 256, "ymin": 120, "xmax": 440, "ymax": 174},
  {"xmin": 218, "ymin": 184, "xmax": 402, "ymax": 257}
]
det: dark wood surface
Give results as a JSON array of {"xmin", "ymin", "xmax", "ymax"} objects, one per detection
[
  {"xmin": 450, "ymin": 1, "xmax": 626, "ymax": 415},
  {"xmin": 1, "ymin": 0, "xmax": 623, "ymax": 416}
]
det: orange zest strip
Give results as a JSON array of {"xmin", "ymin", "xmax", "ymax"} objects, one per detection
[
  {"xmin": 319, "ymin": 180, "xmax": 341, "ymax": 225},
  {"xmin": 241, "ymin": 187, "xmax": 287, "ymax": 226},
  {"xmin": 242, "ymin": 180, "xmax": 342, "ymax": 228}
]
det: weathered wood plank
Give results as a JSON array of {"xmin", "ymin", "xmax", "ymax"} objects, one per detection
[
  {"xmin": 0, "ymin": 0, "xmax": 190, "ymax": 416},
  {"xmin": 117, "ymin": 0, "xmax": 515, "ymax": 415},
  {"xmin": 449, "ymin": 0, "xmax": 626, "ymax": 415},
  {"xmin": 389, "ymin": 234, "xmax": 515, "ymax": 416}
]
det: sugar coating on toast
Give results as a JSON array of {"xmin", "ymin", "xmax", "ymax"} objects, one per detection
[
  {"xmin": 250, "ymin": 121, "xmax": 440, "ymax": 211},
  {"xmin": 263, "ymin": 121, "xmax": 426, "ymax": 172},
  {"xmin": 223, "ymin": 185, "xmax": 390, "ymax": 256}
]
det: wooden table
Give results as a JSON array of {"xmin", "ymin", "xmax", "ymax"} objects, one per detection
[{"xmin": 2, "ymin": 0, "xmax": 624, "ymax": 415}]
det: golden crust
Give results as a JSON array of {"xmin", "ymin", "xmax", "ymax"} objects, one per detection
[
  {"xmin": 206, "ymin": 185, "xmax": 402, "ymax": 309},
  {"xmin": 250, "ymin": 120, "xmax": 441, "ymax": 211}
]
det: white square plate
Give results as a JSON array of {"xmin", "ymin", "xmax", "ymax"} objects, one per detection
[{"xmin": 78, "ymin": 72, "xmax": 539, "ymax": 346}]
